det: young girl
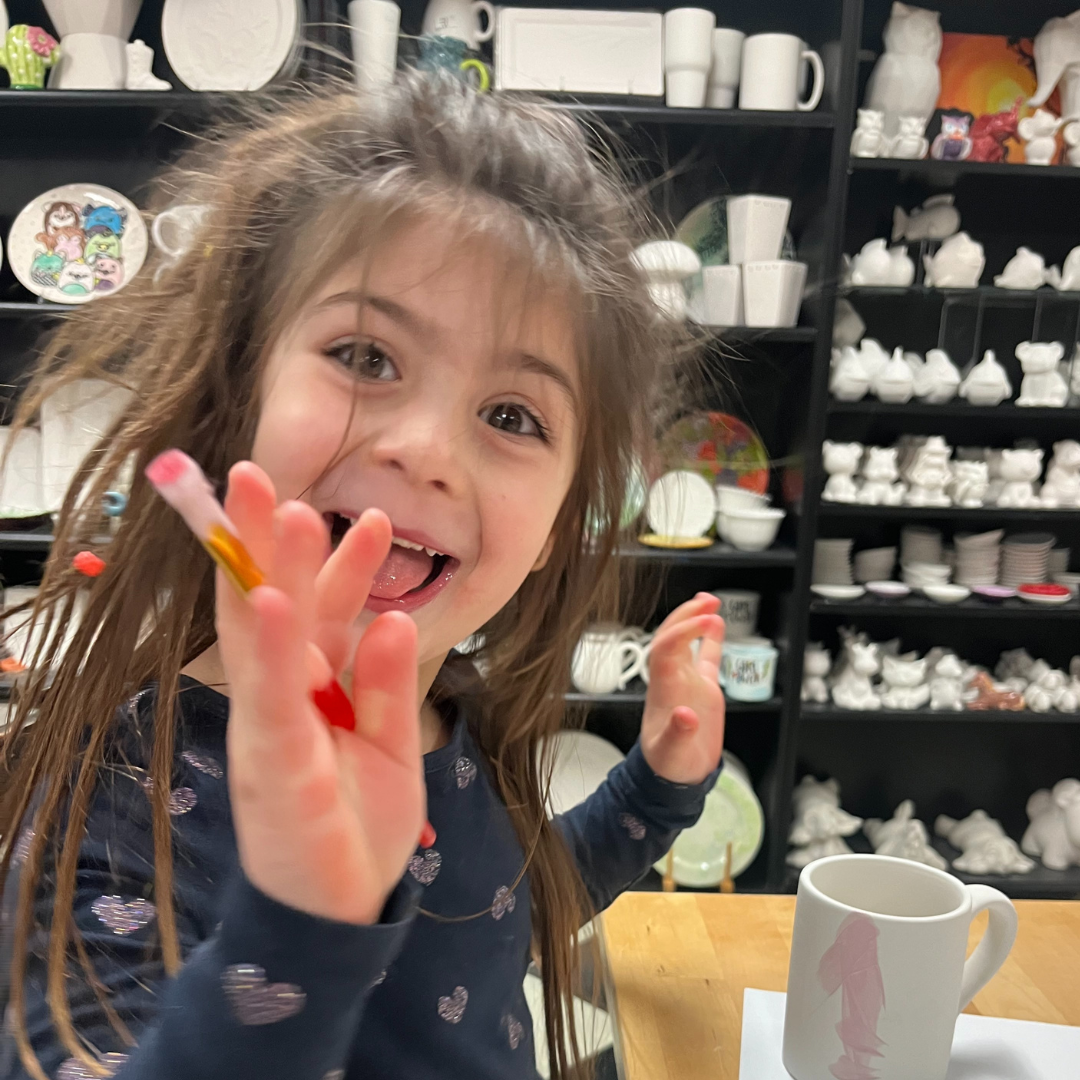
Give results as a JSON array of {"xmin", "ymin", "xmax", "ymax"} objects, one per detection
[{"xmin": 0, "ymin": 74, "xmax": 725, "ymax": 1080}]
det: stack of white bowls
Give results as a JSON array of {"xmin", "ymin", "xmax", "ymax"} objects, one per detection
[
  {"xmin": 900, "ymin": 526, "xmax": 943, "ymax": 566},
  {"xmin": 902, "ymin": 561, "xmax": 952, "ymax": 589},
  {"xmin": 715, "ymin": 485, "xmax": 785, "ymax": 552},
  {"xmin": 953, "ymin": 530, "xmax": 1003, "ymax": 587},
  {"xmin": 1000, "ymin": 533, "xmax": 1055, "ymax": 588},
  {"xmin": 852, "ymin": 546, "xmax": 897, "ymax": 583},
  {"xmin": 812, "ymin": 538, "xmax": 854, "ymax": 585}
]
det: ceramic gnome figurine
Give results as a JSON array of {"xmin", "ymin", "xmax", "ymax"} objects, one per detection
[
  {"xmin": 864, "ymin": 800, "xmax": 949, "ymax": 869},
  {"xmin": 1041, "ymin": 440, "xmax": 1080, "ymax": 508},
  {"xmin": 1018, "ymin": 108, "xmax": 1063, "ymax": 165},
  {"xmin": 787, "ymin": 776, "xmax": 864, "ymax": 869},
  {"xmin": 995, "ymin": 448, "xmax": 1044, "ymax": 508},
  {"xmin": 892, "ymin": 193, "xmax": 960, "ymax": 242},
  {"xmin": 801, "ymin": 644, "xmax": 831, "ymax": 703},
  {"xmin": 850, "ymin": 109, "xmax": 888, "ymax": 157},
  {"xmin": 1022, "ymin": 779, "xmax": 1080, "ymax": 870},
  {"xmin": 821, "ymin": 441, "xmax": 864, "ymax": 502},
  {"xmin": 858, "ymin": 446, "xmax": 905, "ymax": 505},
  {"xmin": 923, "ymin": 232, "xmax": 984, "ymax": 288},
  {"xmin": 864, "ymin": 2, "xmax": 943, "ymax": 141},
  {"xmin": 935, "ymin": 810, "xmax": 1035, "ymax": 875},
  {"xmin": 1015, "ymin": 341, "xmax": 1069, "ymax": 407}
]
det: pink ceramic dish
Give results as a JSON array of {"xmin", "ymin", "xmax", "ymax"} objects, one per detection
[{"xmin": 972, "ymin": 585, "xmax": 1016, "ymax": 600}]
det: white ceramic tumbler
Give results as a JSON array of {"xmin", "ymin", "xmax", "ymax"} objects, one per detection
[
  {"xmin": 663, "ymin": 8, "xmax": 716, "ymax": 108},
  {"xmin": 743, "ymin": 261, "xmax": 807, "ymax": 328},
  {"xmin": 783, "ymin": 854, "xmax": 1017, "ymax": 1080},
  {"xmin": 701, "ymin": 265, "xmax": 742, "ymax": 326},
  {"xmin": 726, "ymin": 195, "xmax": 792, "ymax": 265},
  {"xmin": 349, "ymin": 0, "xmax": 401, "ymax": 90},
  {"xmin": 739, "ymin": 33, "xmax": 824, "ymax": 111},
  {"xmin": 706, "ymin": 28, "xmax": 744, "ymax": 108}
]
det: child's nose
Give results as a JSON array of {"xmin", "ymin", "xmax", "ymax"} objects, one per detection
[{"xmin": 372, "ymin": 412, "xmax": 464, "ymax": 494}]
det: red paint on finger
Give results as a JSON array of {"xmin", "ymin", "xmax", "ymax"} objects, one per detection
[
  {"xmin": 312, "ymin": 679, "xmax": 356, "ymax": 731},
  {"xmin": 419, "ymin": 821, "xmax": 437, "ymax": 849}
]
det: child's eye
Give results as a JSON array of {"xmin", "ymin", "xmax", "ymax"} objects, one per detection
[
  {"xmin": 324, "ymin": 338, "xmax": 399, "ymax": 382},
  {"xmin": 481, "ymin": 403, "xmax": 549, "ymax": 442}
]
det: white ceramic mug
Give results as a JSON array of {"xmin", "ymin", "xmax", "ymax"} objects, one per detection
[
  {"xmin": 783, "ymin": 854, "xmax": 1018, "ymax": 1080},
  {"xmin": 706, "ymin": 28, "xmax": 744, "ymax": 108},
  {"xmin": 700, "ymin": 265, "xmax": 742, "ymax": 326},
  {"xmin": 152, "ymin": 204, "xmax": 210, "ymax": 262},
  {"xmin": 48, "ymin": 33, "xmax": 125, "ymax": 89},
  {"xmin": 571, "ymin": 630, "xmax": 645, "ymax": 695},
  {"xmin": 349, "ymin": 0, "xmax": 402, "ymax": 90},
  {"xmin": 663, "ymin": 8, "xmax": 716, "ymax": 108},
  {"xmin": 421, "ymin": 0, "xmax": 494, "ymax": 50},
  {"xmin": 710, "ymin": 589, "xmax": 758, "ymax": 640},
  {"xmin": 719, "ymin": 637, "xmax": 777, "ymax": 700},
  {"xmin": 739, "ymin": 33, "xmax": 824, "ymax": 112}
]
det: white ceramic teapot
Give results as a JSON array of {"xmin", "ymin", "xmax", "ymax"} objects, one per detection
[{"xmin": 924, "ymin": 231, "xmax": 984, "ymax": 288}]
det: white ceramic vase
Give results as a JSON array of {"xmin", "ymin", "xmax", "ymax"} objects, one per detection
[{"xmin": 43, "ymin": 0, "xmax": 143, "ymax": 38}]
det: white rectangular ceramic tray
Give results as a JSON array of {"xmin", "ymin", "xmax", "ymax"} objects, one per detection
[{"xmin": 494, "ymin": 8, "xmax": 663, "ymax": 96}]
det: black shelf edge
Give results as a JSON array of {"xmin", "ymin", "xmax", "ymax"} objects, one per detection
[
  {"xmin": 817, "ymin": 503, "xmax": 1080, "ymax": 522},
  {"xmin": 800, "ymin": 703, "xmax": 1080, "ymax": 723},
  {"xmin": 809, "ymin": 596, "xmax": 1080, "ymax": 619},
  {"xmin": 709, "ymin": 326, "xmax": 819, "ymax": 343},
  {"xmin": 0, "ymin": 301, "xmax": 76, "ymax": 318},
  {"xmin": 827, "ymin": 400, "xmax": 1080, "ymax": 421},
  {"xmin": 0, "ymin": 531, "xmax": 53, "ymax": 550},
  {"xmin": 550, "ymin": 101, "xmax": 835, "ymax": 128},
  {"xmin": 0, "ymin": 89, "xmax": 229, "ymax": 111},
  {"xmin": 567, "ymin": 690, "xmax": 782, "ymax": 711},
  {"xmin": 849, "ymin": 156, "xmax": 1080, "ymax": 182},
  {"xmin": 617, "ymin": 541, "xmax": 796, "ymax": 567},
  {"xmin": 840, "ymin": 285, "xmax": 1080, "ymax": 303}
]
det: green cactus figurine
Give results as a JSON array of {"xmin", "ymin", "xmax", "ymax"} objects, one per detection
[{"xmin": 1, "ymin": 26, "xmax": 61, "ymax": 90}]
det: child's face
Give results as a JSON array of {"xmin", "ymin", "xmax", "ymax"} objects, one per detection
[{"xmin": 252, "ymin": 219, "xmax": 580, "ymax": 665}]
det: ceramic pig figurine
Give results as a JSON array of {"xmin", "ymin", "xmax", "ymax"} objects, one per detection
[
  {"xmin": 1022, "ymin": 779, "xmax": 1080, "ymax": 870},
  {"xmin": 1015, "ymin": 340, "xmax": 1069, "ymax": 407},
  {"xmin": 924, "ymin": 231, "xmax": 984, "ymax": 288}
]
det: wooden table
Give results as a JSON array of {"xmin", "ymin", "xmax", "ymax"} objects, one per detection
[{"xmin": 599, "ymin": 893, "xmax": 1080, "ymax": 1080}]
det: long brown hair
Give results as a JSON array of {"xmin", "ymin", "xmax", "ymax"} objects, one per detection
[{"xmin": 0, "ymin": 74, "xmax": 686, "ymax": 1079}]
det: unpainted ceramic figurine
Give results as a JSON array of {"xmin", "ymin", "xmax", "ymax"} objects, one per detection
[
  {"xmin": 886, "ymin": 245, "xmax": 915, "ymax": 286},
  {"xmin": 872, "ymin": 347, "xmax": 915, "ymax": 403},
  {"xmin": 787, "ymin": 776, "xmax": 864, "ymax": 869},
  {"xmin": 829, "ymin": 346, "xmax": 871, "ymax": 401},
  {"xmin": 1064, "ymin": 119, "xmax": 1080, "ymax": 167},
  {"xmin": 632, "ymin": 240, "xmax": 701, "ymax": 319},
  {"xmin": 1072, "ymin": 344, "xmax": 1080, "ymax": 401},
  {"xmin": 801, "ymin": 644, "xmax": 831, "ymax": 703},
  {"xmin": 858, "ymin": 445, "xmax": 906, "ymax": 505},
  {"xmin": 890, "ymin": 114, "xmax": 930, "ymax": 158},
  {"xmin": 948, "ymin": 459, "xmax": 989, "ymax": 508},
  {"xmin": 928, "ymin": 652, "xmax": 966, "ymax": 710},
  {"xmin": 821, "ymin": 440, "xmax": 864, "ymax": 503},
  {"xmin": 1015, "ymin": 340, "xmax": 1069, "ymax": 407},
  {"xmin": 912, "ymin": 347, "xmax": 961, "ymax": 402},
  {"xmin": 995, "ymin": 447, "xmax": 1044, "ymax": 508},
  {"xmin": 125, "ymin": 40, "xmax": 172, "ymax": 91},
  {"xmin": 849, "ymin": 238, "xmax": 894, "ymax": 285},
  {"xmin": 864, "ymin": 800, "xmax": 949, "ymax": 869},
  {"xmin": 879, "ymin": 653, "xmax": 931, "ymax": 709},
  {"xmin": 959, "ymin": 349, "xmax": 1012, "ymax": 406},
  {"xmin": 923, "ymin": 231, "xmax": 984, "ymax": 288},
  {"xmin": 935, "ymin": 810, "xmax": 1035, "ymax": 875},
  {"xmin": 1018, "ymin": 108, "xmax": 1063, "ymax": 165},
  {"xmin": 831, "ymin": 637, "xmax": 882, "ymax": 711},
  {"xmin": 850, "ymin": 109, "xmax": 888, "ymax": 157},
  {"xmin": 1029, "ymin": 9, "xmax": 1080, "ymax": 109},
  {"xmin": 995, "ymin": 247, "xmax": 1051, "ymax": 290},
  {"xmin": 903, "ymin": 435, "xmax": 952, "ymax": 506},
  {"xmin": 1047, "ymin": 246, "xmax": 1080, "ymax": 291},
  {"xmin": 864, "ymin": 2, "xmax": 943, "ymax": 140},
  {"xmin": 892, "ymin": 193, "xmax": 960, "ymax": 242},
  {"xmin": 1021, "ymin": 779, "xmax": 1080, "ymax": 870},
  {"xmin": 1041, "ymin": 440, "xmax": 1080, "ymax": 508}
]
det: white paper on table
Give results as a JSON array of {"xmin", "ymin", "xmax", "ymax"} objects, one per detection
[{"xmin": 739, "ymin": 988, "xmax": 1079, "ymax": 1080}]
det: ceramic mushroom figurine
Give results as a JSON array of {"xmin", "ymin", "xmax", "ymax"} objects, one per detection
[
  {"xmin": 892, "ymin": 193, "xmax": 960, "ymax": 242},
  {"xmin": 864, "ymin": 800, "xmax": 949, "ymax": 869},
  {"xmin": 850, "ymin": 108, "xmax": 888, "ymax": 157},
  {"xmin": 1018, "ymin": 108, "xmax": 1064, "ymax": 165},
  {"xmin": 994, "ymin": 247, "xmax": 1051, "ymax": 290},
  {"xmin": 787, "ymin": 776, "xmax": 864, "ymax": 869},
  {"xmin": 935, "ymin": 810, "xmax": 1035, "ymax": 875},
  {"xmin": 1021, "ymin": 779, "xmax": 1080, "ymax": 870},
  {"xmin": 632, "ymin": 240, "xmax": 701, "ymax": 319},
  {"xmin": 1015, "ymin": 341, "xmax": 1069, "ymax": 407},
  {"xmin": 923, "ymin": 232, "xmax": 984, "ymax": 288},
  {"xmin": 959, "ymin": 349, "xmax": 1012, "ymax": 406}
]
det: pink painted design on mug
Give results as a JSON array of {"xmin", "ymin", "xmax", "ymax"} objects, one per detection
[{"xmin": 817, "ymin": 912, "xmax": 886, "ymax": 1080}]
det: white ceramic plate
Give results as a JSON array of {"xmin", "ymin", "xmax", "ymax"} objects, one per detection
[
  {"xmin": 810, "ymin": 584, "xmax": 865, "ymax": 600},
  {"xmin": 865, "ymin": 580, "xmax": 910, "ymax": 598},
  {"xmin": 652, "ymin": 751, "xmax": 764, "ymax": 885},
  {"xmin": 541, "ymin": 730, "xmax": 626, "ymax": 818},
  {"xmin": 163, "ymin": 0, "xmax": 300, "ymax": 91},
  {"xmin": 646, "ymin": 470, "xmax": 716, "ymax": 540},
  {"xmin": 8, "ymin": 183, "xmax": 147, "ymax": 305}
]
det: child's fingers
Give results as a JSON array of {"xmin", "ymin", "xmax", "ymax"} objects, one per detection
[
  {"xmin": 696, "ymin": 617, "xmax": 725, "ymax": 683},
  {"xmin": 269, "ymin": 501, "xmax": 328, "ymax": 641},
  {"xmin": 223, "ymin": 462, "xmax": 277, "ymax": 571},
  {"xmin": 349, "ymin": 611, "xmax": 419, "ymax": 768},
  {"xmin": 656, "ymin": 592, "xmax": 720, "ymax": 633},
  {"xmin": 650, "ymin": 613, "xmax": 724, "ymax": 667}
]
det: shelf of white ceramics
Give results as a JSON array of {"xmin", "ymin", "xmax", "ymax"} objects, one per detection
[
  {"xmin": 550, "ymin": 101, "xmax": 836, "ymax": 128},
  {"xmin": 801, "ymin": 703, "xmax": 1080, "ymax": 723},
  {"xmin": 849, "ymin": 156, "xmax": 1080, "ymax": 182},
  {"xmin": 617, "ymin": 542, "xmax": 796, "ymax": 567},
  {"xmin": 828, "ymin": 400, "xmax": 1080, "ymax": 421},
  {"xmin": 566, "ymin": 688, "xmax": 782, "ymax": 710},
  {"xmin": 817, "ymin": 504, "xmax": 1080, "ymax": 522},
  {"xmin": 808, "ymin": 595, "xmax": 1080, "ymax": 619},
  {"xmin": 840, "ymin": 284, "xmax": 1080, "ymax": 303},
  {"xmin": 0, "ymin": 301, "xmax": 77, "ymax": 318}
]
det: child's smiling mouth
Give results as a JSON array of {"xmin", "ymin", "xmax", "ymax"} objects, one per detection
[{"xmin": 324, "ymin": 512, "xmax": 459, "ymax": 613}]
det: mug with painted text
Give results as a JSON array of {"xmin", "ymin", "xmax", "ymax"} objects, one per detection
[
  {"xmin": 783, "ymin": 854, "xmax": 1017, "ymax": 1080},
  {"xmin": 739, "ymin": 33, "xmax": 824, "ymax": 112}
]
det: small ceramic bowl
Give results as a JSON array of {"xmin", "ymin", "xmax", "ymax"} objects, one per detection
[
  {"xmin": 716, "ymin": 485, "xmax": 770, "ymax": 513},
  {"xmin": 924, "ymin": 584, "xmax": 971, "ymax": 604},
  {"xmin": 721, "ymin": 507, "xmax": 785, "ymax": 552},
  {"xmin": 810, "ymin": 584, "xmax": 866, "ymax": 600},
  {"xmin": 1053, "ymin": 572, "xmax": 1080, "ymax": 596},
  {"xmin": 865, "ymin": 580, "xmax": 911, "ymax": 598}
]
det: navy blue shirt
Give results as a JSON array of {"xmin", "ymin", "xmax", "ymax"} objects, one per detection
[{"xmin": 1, "ymin": 679, "xmax": 718, "ymax": 1079}]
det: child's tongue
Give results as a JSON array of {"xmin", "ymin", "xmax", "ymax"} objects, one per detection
[{"xmin": 370, "ymin": 544, "xmax": 434, "ymax": 599}]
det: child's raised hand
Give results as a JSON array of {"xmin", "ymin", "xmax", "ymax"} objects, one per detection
[
  {"xmin": 639, "ymin": 594, "xmax": 726, "ymax": 786},
  {"xmin": 215, "ymin": 462, "xmax": 425, "ymax": 925}
]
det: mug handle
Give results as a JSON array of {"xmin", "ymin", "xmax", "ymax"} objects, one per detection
[
  {"xmin": 472, "ymin": 0, "xmax": 495, "ymax": 42},
  {"xmin": 617, "ymin": 641, "xmax": 645, "ymax": 690},
  {"xmin": 797, "ymin": 49, "xmax": 824, "ymax": 112},
  {"xmin": 957, "ymin": 885, "xmax": 1018, "ymax": 1011},
  {"xmin": 151, "ymin": 211, "xmax": 183, "ymax": 259}
]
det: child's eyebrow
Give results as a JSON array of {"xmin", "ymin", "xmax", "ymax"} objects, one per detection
[{"xmin": 509, "ymin": 352, "xmax": 578, "ymax": 412}]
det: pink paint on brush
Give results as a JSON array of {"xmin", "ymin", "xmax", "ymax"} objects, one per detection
[
  {"xmin": 145, "ymin": 449, "xmax": 237, "ymax": 547},
  {"xmin": 818, "ymin": 912, "xmax": 886, "ymax": 1080}
]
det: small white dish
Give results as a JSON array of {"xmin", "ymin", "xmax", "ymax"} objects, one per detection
[
  {"xmin": 715, "ymin": 484, "xmax": 769, "ymax": 513},
  {"xmin": 924, "ymin": 584, "xmax": 971, "ymax": 604},
  {"xmin": 720, "ymin": 506, "xmax": 784, "ymax": 552},
  {"xmin": 811, "ymin": 584, "xmax": 866, "ymax": 600},
  {"xmin": 646, "ymin": 470, "xmax": 716, "ymax": 539},
  {"xmin": 865, "ymin": 580, "xmax": 910, "ymax": 598}
]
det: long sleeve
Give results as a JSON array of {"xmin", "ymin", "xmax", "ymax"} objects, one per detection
[
  {"xmin": 553, "ymin": 742, "xmax": 720, "ymax": 912},
  {"xmin": 0, "ymin": 692, "xmax": 421, "ymax": 1080}
]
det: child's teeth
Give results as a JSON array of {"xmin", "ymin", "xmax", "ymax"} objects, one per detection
[{"xmin": 425, "ymin": 547, "xmax": 437, "ymax": 557}]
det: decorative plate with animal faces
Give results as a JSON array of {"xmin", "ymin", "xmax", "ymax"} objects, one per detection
[{"xmin": 8, "ymin": 184, "xmax": 148, "ymax": 305}]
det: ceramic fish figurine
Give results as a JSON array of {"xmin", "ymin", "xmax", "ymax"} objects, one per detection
[
  {"xmin": 994, "ymin": 247, "xmax": 1051, "ymax": 290},
  {"xmin": 923, "ymin": 231, "xmax": 984, "ymax": 288},
  {"xmin": 892, "ymin": 194, "xmax": 959, "ymax": 242}
]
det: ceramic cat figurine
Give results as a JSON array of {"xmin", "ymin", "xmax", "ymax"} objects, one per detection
[
  {"xmin": 858, "ymin": 446, "xmax": 905, "ymax": 505},
  {"xmin": 865, "ymin": 3, "xmax": 943, "ymax": 140},
  {"xmin": 850, "ymin": 109, "xmax": 887, "ymax": 157}
]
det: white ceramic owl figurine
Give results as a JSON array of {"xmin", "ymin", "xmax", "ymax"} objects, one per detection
[
  {"xmin": 891, "ymin": 114, "xmax": 930, "ymax": 158},
  {"xmin": 850, "ymin": 109, "xmax": 888, "ymax": 157}
]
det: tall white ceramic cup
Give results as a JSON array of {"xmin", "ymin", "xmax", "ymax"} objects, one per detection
[
  {"xmin": 663, "ymin": 8, "xmax": 716, "ymax": 108},
  {"xmin": 783, "ymin": 854, "xmax": 1018, "ymax": 1080},
  {"xmin": 706, "ymin": 28, "xmax": 744, "ymax": 108},
  {"xmin": 739, "ymin": 32, "xmax": 824, "ymax": 111},
  {"xmin": 349, "ymin": 0, "xmax": 401, "ymax": 90}
]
